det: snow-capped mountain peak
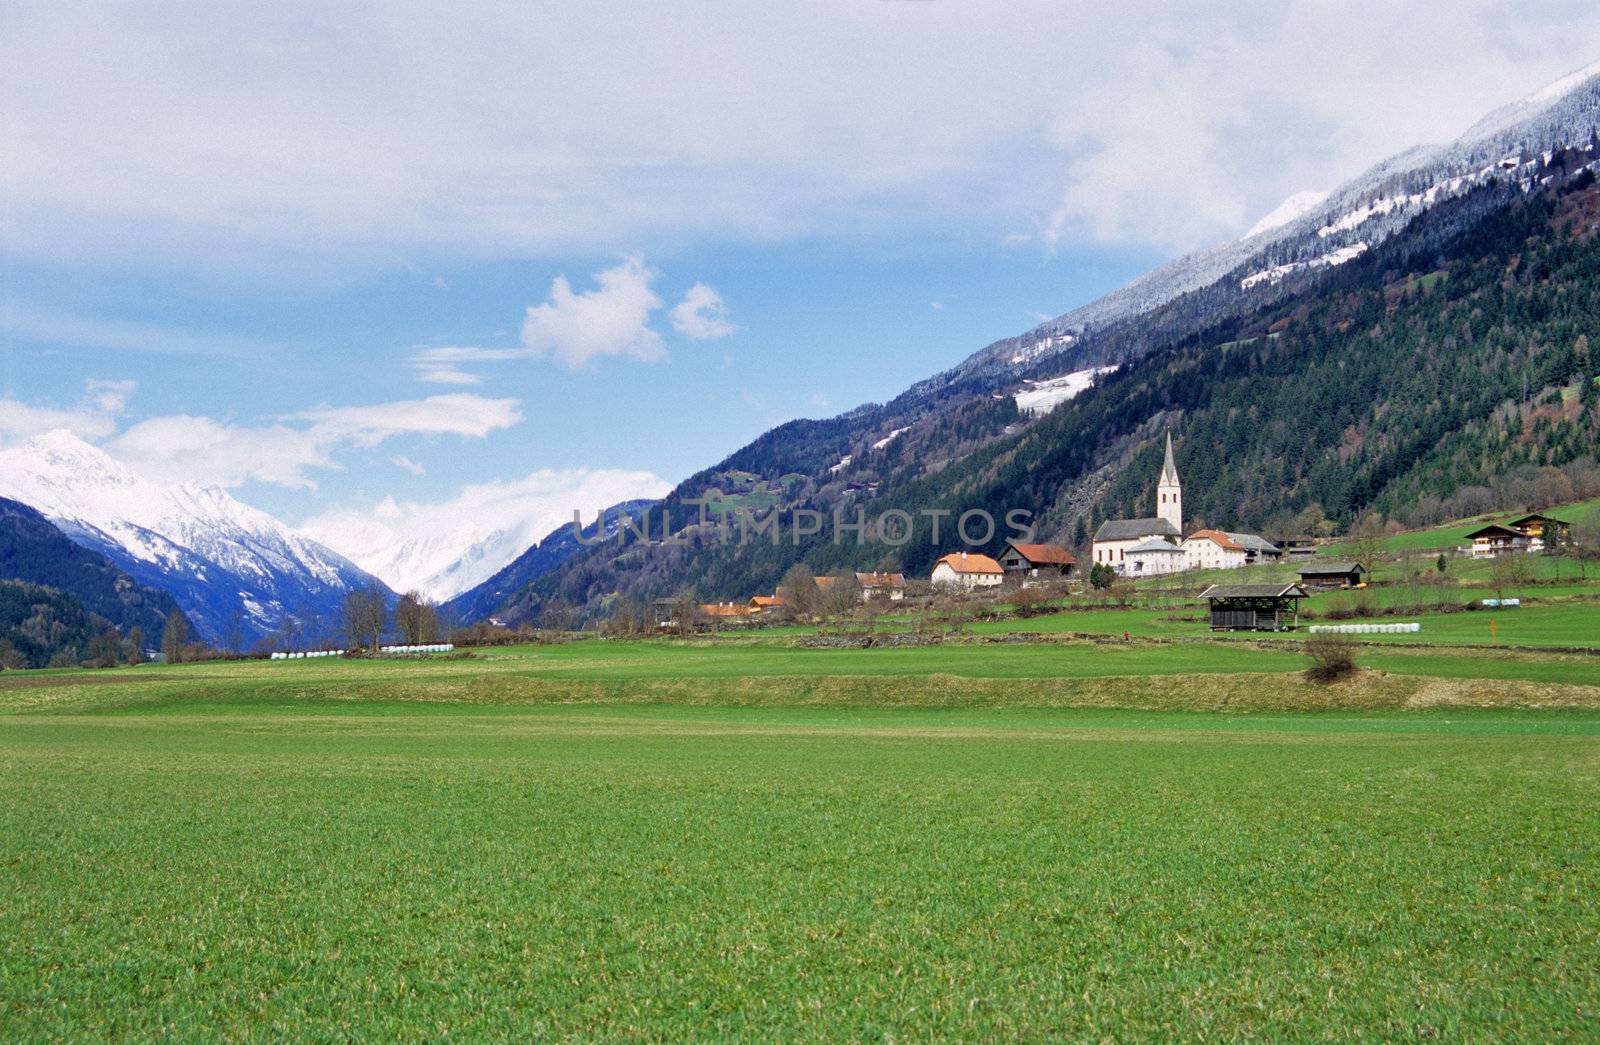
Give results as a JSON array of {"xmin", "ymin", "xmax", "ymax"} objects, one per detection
[
  {"xmin": 1244, "ymin": 191, "xmax": 1328, "ymax": 239},
  {"xmin": 0, "ymin": 430, "xmax": 384, "ymax": 645}
]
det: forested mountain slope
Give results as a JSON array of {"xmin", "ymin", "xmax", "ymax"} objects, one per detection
[
  {"xmin": 0, "ymin": 497, "xmax": 188, "ymax": 650},
  {"xmin": 488, "ymin": 165, "xmax": 1600, "ymax": 624}
]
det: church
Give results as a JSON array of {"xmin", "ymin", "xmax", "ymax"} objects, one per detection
[{"xmin": 1090, "ymin": 433, "xmax": 1184, "ymax": 575}]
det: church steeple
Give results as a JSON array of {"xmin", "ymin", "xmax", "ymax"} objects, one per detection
[{"xmin": 1156, "ymin": 430, "xmax": 1182, "ymax": 533}]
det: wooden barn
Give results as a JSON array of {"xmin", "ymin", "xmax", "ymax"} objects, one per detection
[
  {"xmin": 1198, "ymin": 583, "xmax": 1309, "ymax": 632},
  {"xmin": 1297, "ymin": 561, "xmax": 1367, "ymax": 590},
  {"xmin": 998, "ymin": 541, "xmax": 1078, "ymax": 579}
]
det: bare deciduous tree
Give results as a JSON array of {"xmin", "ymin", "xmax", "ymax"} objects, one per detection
[{"xmin": 343, "ymin": 585, "xmax": 387, "ymax": 652}]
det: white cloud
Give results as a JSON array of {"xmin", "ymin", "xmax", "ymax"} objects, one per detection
[
  {"xmin": 670, "ymin": 283, "xmax": 736, "ymax": 340},
  {"xmin": 0, "ymin": 379, "xmax": 134, "ymax": 445},
  {"xmin": 10, "ymin": 4, "xmax": 1600, "ymax": 264},
  {"xmin": 391, "ymin": 455, "xmax": 425, "ymax": 476},
  {"xmin": 110, "ymin": 416, "xmax": 333, "ymax": 489},
  {"xmin": 521, "ymin": 257, "xmax": 664, "ymax": 368},
  {"xmin": 107, "ymin": 393, "xmax": 521, "ymax": 488},
  {"xmin": 300, "ymin": 467, "xmax": 672, "ymax": 599},
  {"xmin": 292, "ymin": 394, "xmax": 522, "ymax": 445},
  {"xmin": 409, "ymin": 345, "xmax": 526, "ymax": 385}
]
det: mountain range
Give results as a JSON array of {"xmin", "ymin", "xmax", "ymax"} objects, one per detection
[
  {"xmin": 4, "ymin": 63, "xmax": 1599, "ymax": 640},
  {"xmin": 0, "ymin": 431, "xmax": 384, "ymax": 647}
]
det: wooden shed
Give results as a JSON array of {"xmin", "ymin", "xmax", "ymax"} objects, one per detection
[
  {"xmin": 1198, "ymin": 583, "xmax": 1308, "ymax": 632},
  {"xmin": 1297, "ymin": 561, "xmax": 1367, "ymax": 590}
]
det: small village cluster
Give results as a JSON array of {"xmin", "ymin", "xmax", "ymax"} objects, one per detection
[{"xmin": 666, "ymin": 432, "xmax": 1576, "ymax": 634}]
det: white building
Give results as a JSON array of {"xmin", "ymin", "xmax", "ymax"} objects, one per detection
[
  {"xmin": 1182, "ymin": 530, "xmax": 1248, "ymax": 571},
  {"xmin": 931, "ymin": 552, "xmax": 1004, "ymax": 590},
  {"xmin": 1092, "ymin": 518, "xmax": 1181, "ymax": 574},
  {"xmin": 1125, "ymin": 537, "xmax": 1188, "ymax": 576}
]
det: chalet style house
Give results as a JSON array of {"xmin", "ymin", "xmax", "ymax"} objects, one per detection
[
  {"xmin": 1466, "ymin": 514, "xmax": 1571, "ymax": 557},
  {"xmin": 931, "ymin": 552, "xmax": 1005, "ymax": 589},
  {"xmin": 999, "ymin": 542, "xmax": 1077, "ymax": 579}
]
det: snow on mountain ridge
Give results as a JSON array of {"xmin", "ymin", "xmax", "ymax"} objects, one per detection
[
  {"xmin": 0, "ymin": 430, "xmax": 380, "ymax": 644},
  {"xmin": 945, "ymin": 61, "xmax": 1600, "ymax": 389},
  {"xmin": 1245, "ymin": 191, "xmax": 1328, "ymax": 239}
]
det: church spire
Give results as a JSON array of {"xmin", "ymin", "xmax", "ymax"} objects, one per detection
[{"xmin": 1156, "ymin": 430, "xmax": 1182, "ymax": 533}]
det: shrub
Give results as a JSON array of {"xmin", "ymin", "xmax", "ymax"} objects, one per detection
[{"xmin": 1304, "ymin": 634, "xmax": 1359, "ymax": 683}]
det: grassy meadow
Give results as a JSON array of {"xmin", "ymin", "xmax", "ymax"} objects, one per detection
[
  {"xmin": 2, "ymin": 693, "xmax": 1598, "ymax": 1038},
  {"xmin": 5, "ymin": 517, "xmax": 1600, "ymax": 1037}
]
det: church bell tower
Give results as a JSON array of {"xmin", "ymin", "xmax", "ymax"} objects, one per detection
[{"xmin": 1156, "ymin": 431, "xmax": 1182, "ymax": 533}]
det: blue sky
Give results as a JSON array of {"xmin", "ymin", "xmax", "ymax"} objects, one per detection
[{"xmin": 6, "ymin": 1, "xmax": 1600, "ymax": 589}]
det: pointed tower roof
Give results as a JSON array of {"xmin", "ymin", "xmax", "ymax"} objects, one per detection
[{"xmin": 1159, "ymin": 430, "xmax": 1180, "ymax": 486}]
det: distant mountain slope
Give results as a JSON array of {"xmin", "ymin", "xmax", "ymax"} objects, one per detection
[
  {"xmin": 0, "ymin": 431, "xmax": 389, "ymax": 647},
  {"xmin": 0, "ymin": 496, "xmax": 189, "ymax": 648},
  {"xmin": 445, "ymin": 500, "xmax": 653, "ymax": 624},
  {"xmin": 483, "ymin": 62, "xmax": 1600, "ymax": 623},
  {"xmin": 894, "ymin": 62, "xmax": 1598, "ymax": 407},
  {"xmin": 0, "ymin": 580, "xmax": 97, "ymax": 669}
]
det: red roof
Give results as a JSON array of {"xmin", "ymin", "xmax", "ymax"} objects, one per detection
[
  {"xmin": 1006, "ymin": 542, "xmax": 1077, "ymax": 565},
  {"xmin": 935, "ymin": 552, "xmax": 1004, "ymax": 575},
  {"xmin": 1186, "ymin": 529, "xmax": 1244, "ymax": 551},
  {"xmin": 855, "ymin": 571, "xmax": 906, "ymax": 587}
]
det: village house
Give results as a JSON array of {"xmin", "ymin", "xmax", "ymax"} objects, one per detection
[
  {"xmin": 1226, "ymin": 532, "xmax": 1283, "ymax": 564},
  {"xmin": 855, "ymin": 572, "xmax": 906, "ymax": 600},
  {"xmin": 748, "ymin": 594, "xmax": 786, "ymax": 615},
  {"xmin": 1182, "ymin": 529, "xmax": 1248, "ymax": 571},
  {"xmin": 699, "ymin": 601, "xmax": 754, "ymax": 622},
  {"xmin": 998, "ymin": 542, "xmax": 1077, "ymax": 580},
  {"xmin": 1297, "ymin": 561, "xmax": 1367, "ymax": 590},
  {"xmin": 1464, "ymin": 524, "xmax": 1531, "ymax": 558},
  {"xmin": 931, "ymin": 552, "xmax": 1005, "ymax": 590},
  {"xmin": 1124, "ymin": 536, "xmax": 1187, "ymax": 576}
]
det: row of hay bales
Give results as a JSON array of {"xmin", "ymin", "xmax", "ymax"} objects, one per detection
[
  {"xmin": 269, "ymin": 644, "xmax": 454, "ymax": 661},
  {"xmin": 1308, "ymin": 623, "xmax": 1421, "ymax": 635}
]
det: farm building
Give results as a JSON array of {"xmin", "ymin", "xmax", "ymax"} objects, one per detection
[
  {"xmin": 931, "ymin": 552, "xmax": 1004, "ymax": 589},
  {"xmin": 1198, "ymin": 583, "xmax": 1308, "ymax": 631},
  {"xmin": 1278, "ymin": 536, "xmax": 1317, "ymax": 561},
  {"xmin": 998, "ymin": 542, "xmax": 1077, "ymax": 579},
  {"xmin": 1182, "ymin": 530, "xmax": 1247, "ymax": 571},
  {"xmin": 855, "ymin": 572, "xmax": 906, "ymax": 600},
  {"xmin": 1465, "ymin": 524, "xmax": 1531, "ymax": 558},
  {"xmin": 1124, "ymin": 537, "xmax": 1186, "ymax": 576},
  {"xmin": 1297, "ymin": 561, "xmax": 1367, "ymax": 589},
  {"xmin": 1226, "ymin": 532, "xmax": 1283, "ymax": 564}
]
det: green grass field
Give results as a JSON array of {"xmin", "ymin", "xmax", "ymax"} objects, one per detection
[
  {"xmin": 5, "ymin": 616, "xmax": 1600, "ymax": 1037},
  {"xmin": 3, "ymin": 697, "xmax": 1597, "ymax": 1038}
]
